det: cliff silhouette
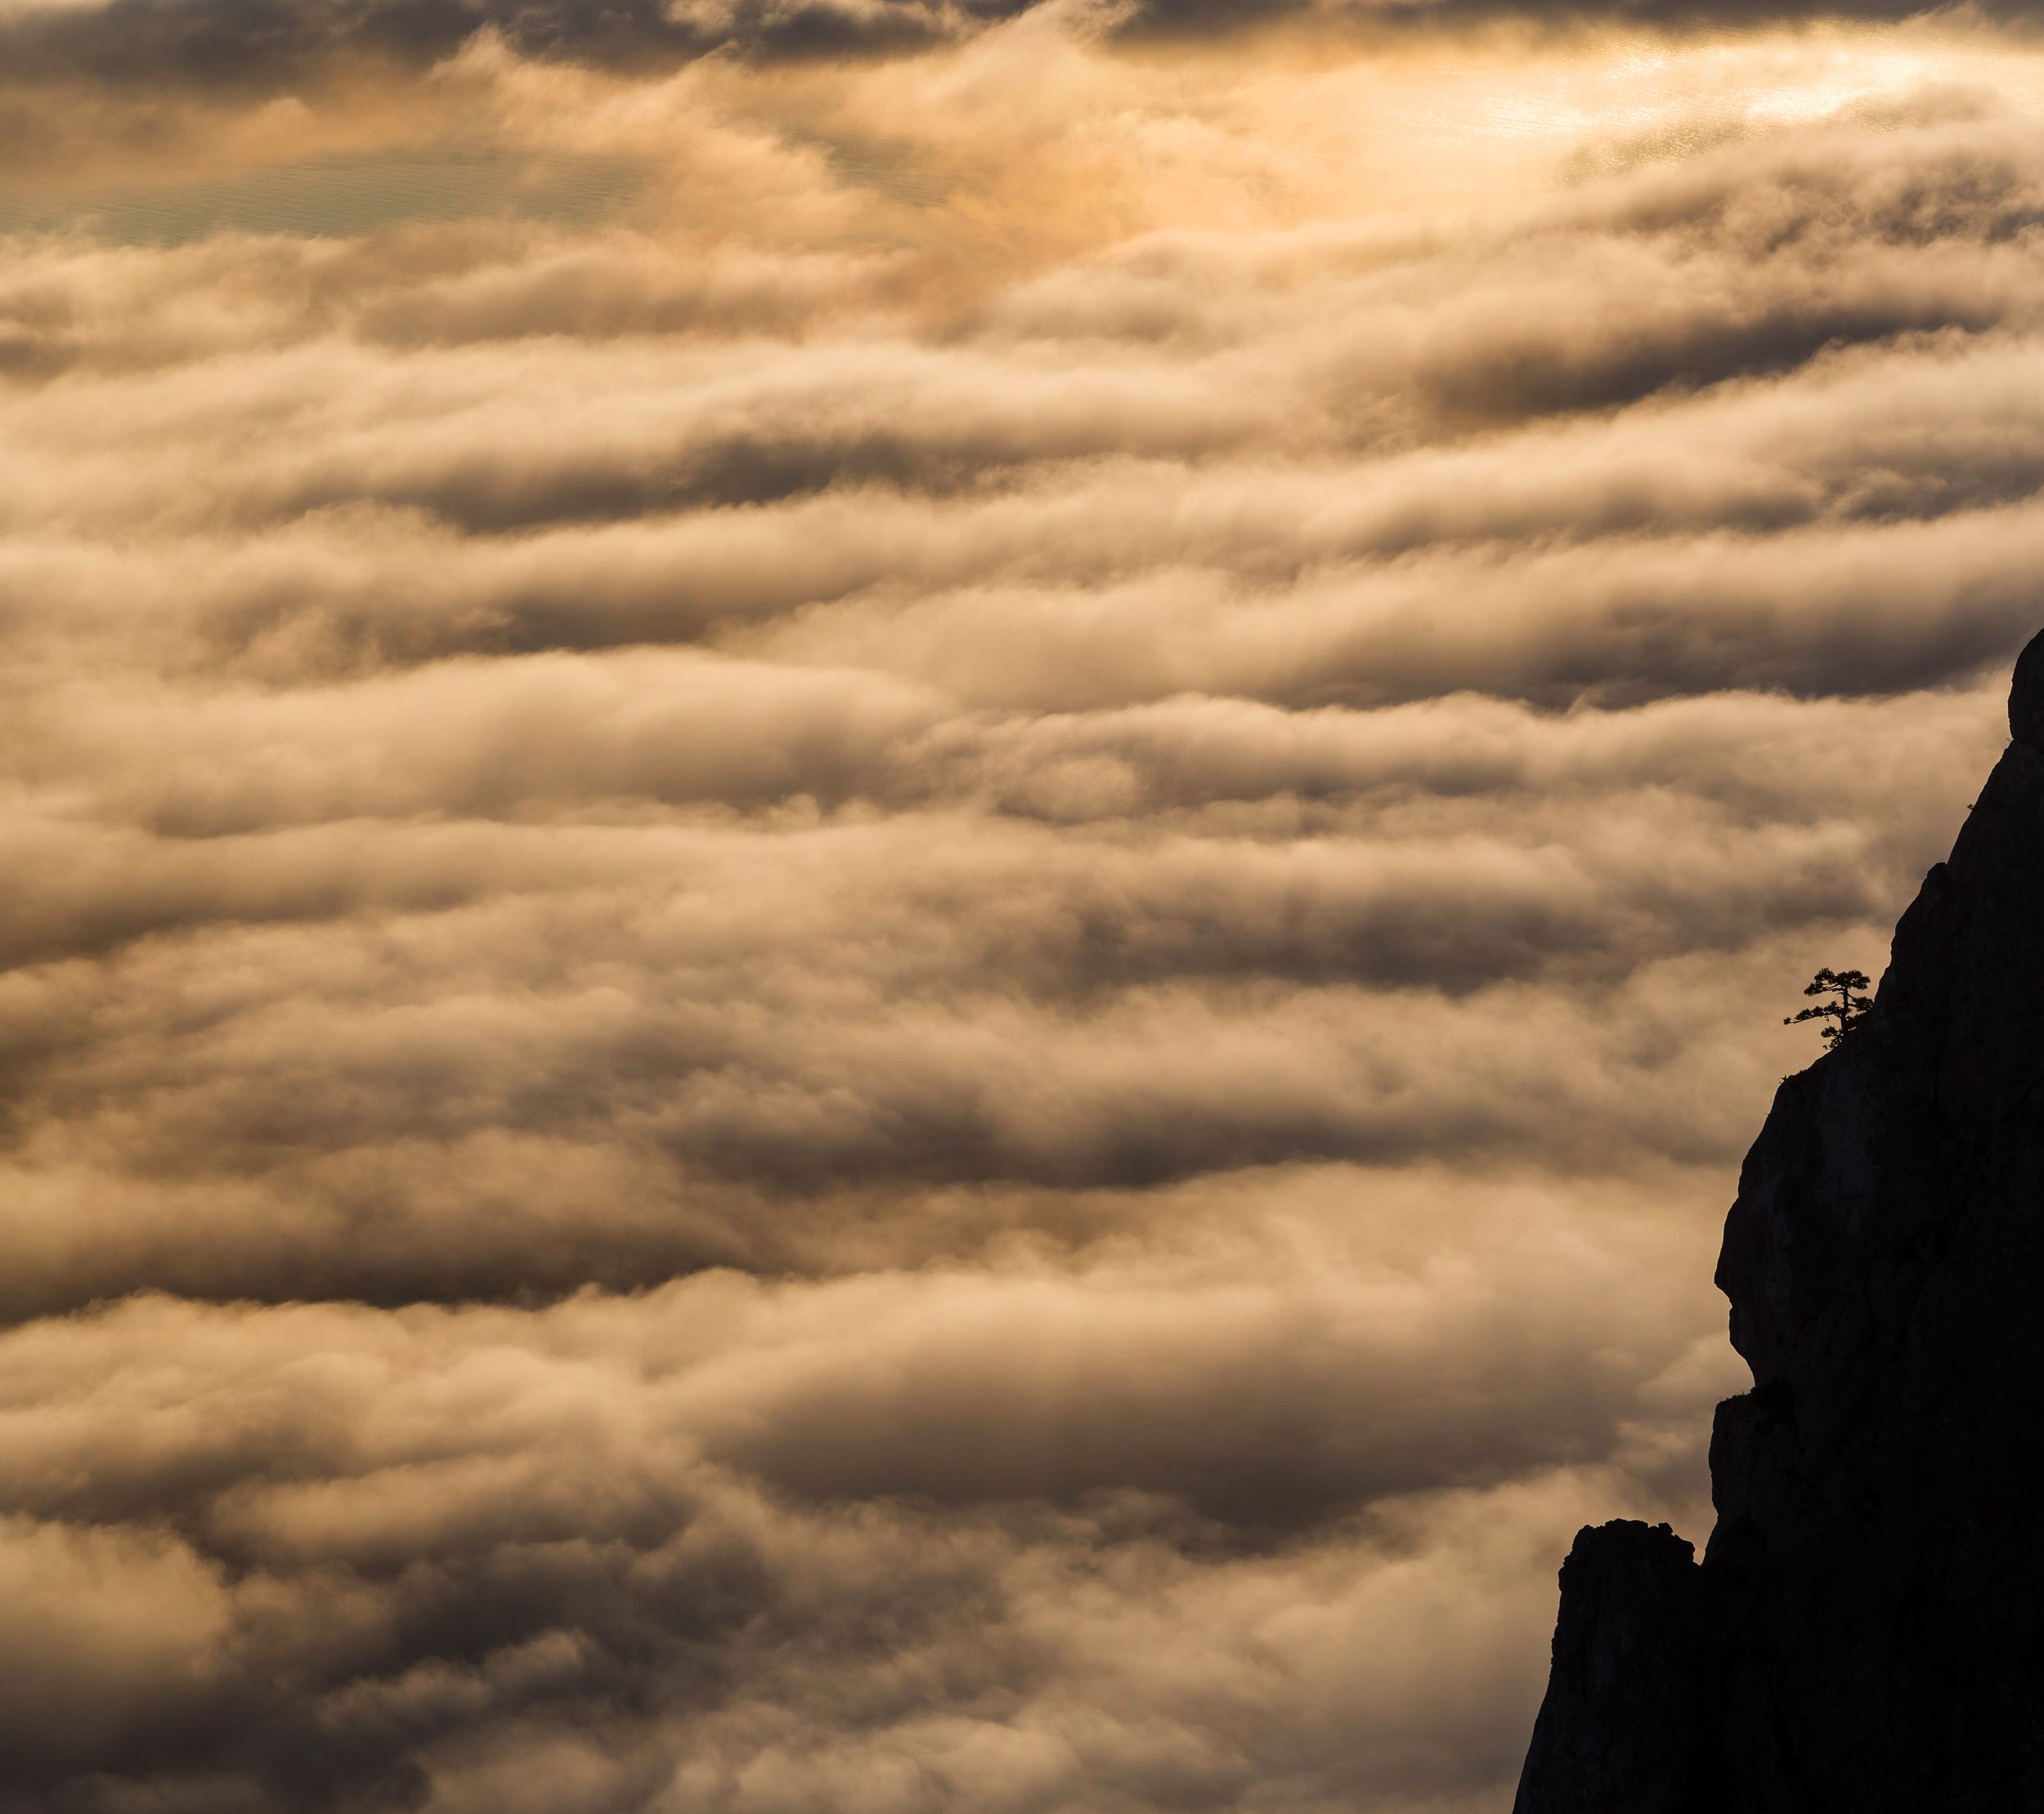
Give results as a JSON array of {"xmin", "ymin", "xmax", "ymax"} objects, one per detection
[{"xmin": 1514, "ymin": 629, "xmax": 2044, "ymax": 1813}]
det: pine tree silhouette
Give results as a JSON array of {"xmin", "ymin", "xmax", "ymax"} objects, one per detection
[{"xmin": 1785, "ymin": 967, "xmax": 1872, "ymax": 1049}]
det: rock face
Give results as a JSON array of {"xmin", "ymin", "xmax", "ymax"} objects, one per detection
[{"xmin": 1514, "ymin": 630, "xmax": 2044, "ymax": 1813}]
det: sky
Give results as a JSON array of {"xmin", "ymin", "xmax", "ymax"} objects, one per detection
[{"xmin": 2, "ymin": 1, "xmax": 2041, "ymax": 1810}]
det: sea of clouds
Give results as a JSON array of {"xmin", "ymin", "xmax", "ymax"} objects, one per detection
[{"xmin": 1, "ymin": 2, "xmax": 2038, "ymax": 1808}]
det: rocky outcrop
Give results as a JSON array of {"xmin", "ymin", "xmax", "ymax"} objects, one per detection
[
  {"xmin": 1513, "ymin": 1523, "xmax": 1708, "ymax": 1814},
  {"xmin": 1515, "ymin": 629, "xmax": 2044, "ymax": 1812}
]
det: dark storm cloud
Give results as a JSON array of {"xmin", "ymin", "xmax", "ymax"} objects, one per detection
[{"xmin": 0, "ymin": 24, "xmax": 2035, "ymax": 1814}]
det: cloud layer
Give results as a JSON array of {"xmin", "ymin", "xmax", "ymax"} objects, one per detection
[
  {"xmin": 0, "ymin": 0, "xmax": 2027, "ymax": 107},
  {"xmin": 0, "ymin": 11, "xmax": 2035, "ymax": 1813}
]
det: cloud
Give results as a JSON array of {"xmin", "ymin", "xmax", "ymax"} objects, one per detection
[
  {"xmin": 0, "ymin": 0, "xmax": 1002, "ymax": 95},
  {"xmin": 0, "ymin": 1243, "xmax": 1729, "ymax": 1807},
  {"xmin": 0, "ymin": 0, "xmax": 2024, "ymax": 115},
  {"xmin": 0, "ymin": 15, "xmax": 2036, "ymax": 1813}
]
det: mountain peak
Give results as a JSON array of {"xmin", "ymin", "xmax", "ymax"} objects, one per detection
[{"xmin": 1515, "ymin": 634, "xmax": 2044, "ymax": 1812}]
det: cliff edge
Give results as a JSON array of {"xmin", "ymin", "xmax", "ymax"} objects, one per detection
[{"xmin": 1514, "ymin": 629, "xmax": 2044, "ymax": 1812}]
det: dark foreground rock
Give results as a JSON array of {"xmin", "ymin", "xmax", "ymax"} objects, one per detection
[{"xmin": 1514, "ymin": 629, "xmax": 2044, "ymax": 1813}]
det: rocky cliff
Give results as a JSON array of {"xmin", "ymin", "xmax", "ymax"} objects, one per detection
[{"xmin": 1514, "ymin": 630, "xmax": 2044, "ymax": 1812}]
